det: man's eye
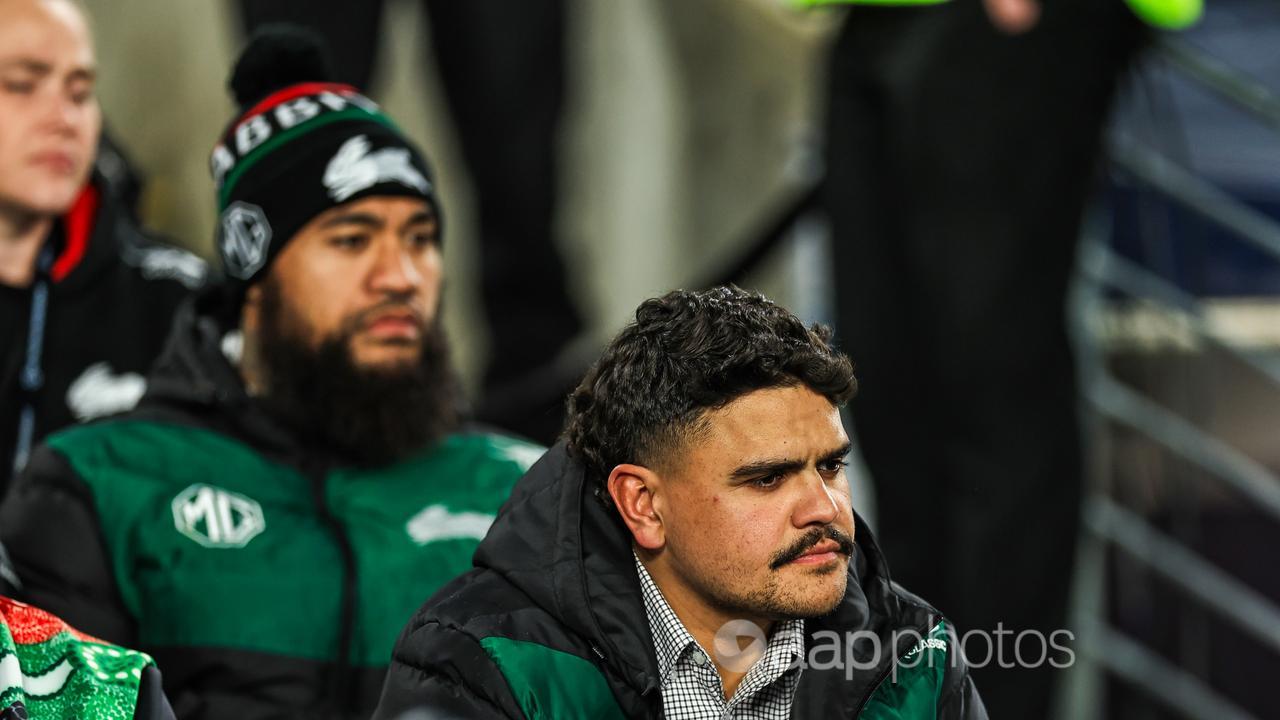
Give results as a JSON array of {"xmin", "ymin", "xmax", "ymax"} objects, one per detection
[
  {"xmin": 2, "ymin": 81, "xmax": 35, "ymax": 94},
  {"xmin": 818, "ymin": 459, "xmax": 849, "ymax": 476},
  {"xmin": 330, "ymin": 234, "xmax": 368, "ymax": 249},
  {"xmin": 409, "ymin": 232, "xmax": 438, "ymax": 249},
  {"xmin": 752, "ymin": 473, "xmax": 784, "ymax": 489}
]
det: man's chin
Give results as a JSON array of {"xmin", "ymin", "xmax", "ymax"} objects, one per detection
[
  {"xmin": 785, "ymin": 580, "xmax": 848, "ymax": 620},
  {"xmin": 770, "ymin": 563, "xmax": 849, "ymax": 619},
  {"xmin": 8, "ymin": 184, "xmax": 82, "ymax": 217}
]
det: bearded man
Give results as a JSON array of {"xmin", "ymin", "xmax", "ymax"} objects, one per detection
[{"xmin": 0, "ymin": 27, "xmax": 540, "ymax": 720}]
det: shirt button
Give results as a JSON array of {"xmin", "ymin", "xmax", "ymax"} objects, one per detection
[{"xmin": 690, "ymin": 650, "xmax": 708, "ymax": 666}]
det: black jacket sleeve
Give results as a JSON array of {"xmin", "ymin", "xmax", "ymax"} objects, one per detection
[
  {"xmin": 374, "ymin": 621, "xmax": 526, "ymax": 720},
  {"xmin": 0, "ymin": 541, "xmax": 19, "ymax": 595},
  {"xmin": 938, "ymin": 636, "xmax": 988, "ymax": 720},
  {"xmin": 0, "ymin": 443, "xmax": 137, "ymax": 645},
  {"xmin": 134, "ymin": 665, "xmax": 178, "ymax": 720}
]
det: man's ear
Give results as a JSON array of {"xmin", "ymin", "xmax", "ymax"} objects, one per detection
[
  {"xmin": 607, "ymin": 464, "xmax": 665, "ymax": 551},
  {"xmin": 241, "ymin": 283, "xmax": 262, "ymax": 335}
]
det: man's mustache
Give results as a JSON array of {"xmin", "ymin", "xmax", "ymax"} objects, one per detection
[
  {"xmin": 343, "ymin": 298, "xmax": 428, "ymax": 335},
  {"xmin": 770, "ymin": 526, "xmax": 855, "ymax": 569}
]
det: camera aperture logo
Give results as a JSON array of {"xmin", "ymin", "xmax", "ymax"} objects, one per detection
[{"xmin": 713, "ymin": 619, "xmax": 767, "ymax": 673}]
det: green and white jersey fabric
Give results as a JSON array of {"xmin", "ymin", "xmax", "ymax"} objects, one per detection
[{"xmin": 0, "ymin": 596, "xmax": 153, "ymax": 720}]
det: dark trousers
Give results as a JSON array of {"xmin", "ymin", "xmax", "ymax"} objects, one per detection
[
  {"xmin": 239, "ymin": 0, "xmax": 582, "ymax": 442},
  {"xmin": 824, "ymin": 1, "xmax": 1143, "ymax": 716}
]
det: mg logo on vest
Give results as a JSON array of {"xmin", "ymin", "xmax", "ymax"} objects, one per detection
[{"xmin": 172, "ymin": 484, "xmax": 266, "ymax": 548}]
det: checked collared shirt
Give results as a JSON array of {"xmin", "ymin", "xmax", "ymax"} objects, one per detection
[{"xmin": 634, "ymin": 555, "xmax": 806, "ymax": 720}]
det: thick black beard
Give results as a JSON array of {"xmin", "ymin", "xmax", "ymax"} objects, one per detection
[{"xmin": 254, "ymin": 281, "xmax": 462, "ymax": 467}]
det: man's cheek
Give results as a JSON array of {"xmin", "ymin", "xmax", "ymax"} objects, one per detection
[{"xmin": 733, "ymin": 505, "xmax": 783, "ymax": 565}]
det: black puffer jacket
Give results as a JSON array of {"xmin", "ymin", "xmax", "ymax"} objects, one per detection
[
  {"xmin": 0, "ymin": 175, "xmax": 207, "ymax": 491},
  {"xmin": 375, "ymin": 442, "xmax": 987, "ymax": 719}
]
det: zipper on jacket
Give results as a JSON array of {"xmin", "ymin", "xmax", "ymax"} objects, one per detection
[
  {"xmin": 10, "ymin": 242, "xmax": 56, "ymax": 479},
  {"xmin": 307, "ymin": 463, "xmax": 359, "ymax": 716},
  {"xmin": 849, "ymin": 617, "xmax": 937, "ymax": 717}
]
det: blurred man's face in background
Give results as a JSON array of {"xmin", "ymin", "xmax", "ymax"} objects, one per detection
[
  {"xmin": 0, "ymin": 0, "xmax": 100, "ymax": 216},
  {"xmin": 652, "ymin": 385, "xmax": 856, "ymax": 623},
  {"xmin": 242, "ymin": 195, "xmax": 455, "ymax": 465},
  {"xmin": 247, "ymin": 195, "xmax": 443, "ymax": 372}
]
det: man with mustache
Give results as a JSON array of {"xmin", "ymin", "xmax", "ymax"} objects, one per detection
[
  {"xmin": 375, "ymin": 286, "xmax": 986, "ymax": 719},
  {"xmin": 0, "ymin": 27, "xmax": 539, "ymax": 719}
]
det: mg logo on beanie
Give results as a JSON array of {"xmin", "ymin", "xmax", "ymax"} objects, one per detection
[{"xmin": 218, "ymin": 201, "xmax": 273, "ymax": 280}]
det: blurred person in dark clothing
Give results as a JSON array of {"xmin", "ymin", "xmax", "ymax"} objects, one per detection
[
  {"xmin": 821, "ymin": 0, "xmax": 1151, "ymax": 716},
  {"xmin": 238, "ymin": 0, "xmax": 583, "ymax": 444},
  {"xmin": 0, "ymin": 0, "xmax": 206, "ymax": 493}
]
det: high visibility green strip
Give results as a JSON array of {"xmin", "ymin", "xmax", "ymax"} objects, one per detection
[
  {"xmin": 792, "ymin": 0, "xmax": 1202, "ymax": 30},
  {"xmin": 1126, "ymin": 0, "xmax": 1201, "ymax": 29}
]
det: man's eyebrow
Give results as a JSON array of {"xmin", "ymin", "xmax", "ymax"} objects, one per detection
[
  {"xmin": 398, "ymin": 209, "xmax": 437, "ymax": 233},
  {"xmin": 822, "ymin": 442, "xmax": 854, "ymax": 463},
  {"xmin": 730, "ymin": 457, "xmax": 806, "ymax": 481},
  {"xmin": 0, "ymin": 59, "xmax": 53, "ymax": 75},
  {"xmin": 66, "ymin": 66, "xmax": 96, "ymax": 84},
  {"xmin": 320, "ymin": 212, "xmax": 383, "ymax": 230},
  {"xmin": 729, "ymin": 441, "xmax": 853, "ymax": 480}
]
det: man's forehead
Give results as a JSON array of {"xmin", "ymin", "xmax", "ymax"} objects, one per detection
[
  {"xmin": 685, "ymin": 385, "xmax": 846, "ymax": 461},
  {"xmin": 0, "ymin": 0, "xmax": 95, "ymax": 67},
  {"xmin": 315, "ymin": 196, "xmax": 435, "ymax": 224}
]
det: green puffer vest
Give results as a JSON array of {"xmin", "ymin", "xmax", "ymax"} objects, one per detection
[{"xmin": 47, "ymin": 422, "xmax": 539, "ymax": 670}]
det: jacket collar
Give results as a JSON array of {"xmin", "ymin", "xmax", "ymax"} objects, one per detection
[
  {"xmin": 137, "ymin": 285, "xmax": 307, "ymax": 464},
  {"xmin": 49, "ymin": 182, "xmax": 99, "ymax": 283},
  {"xmin": 46, "ymin": 174, "xmax": 128, "ymax": 297}
]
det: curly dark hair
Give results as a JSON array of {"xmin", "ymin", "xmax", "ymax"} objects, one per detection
[{"xmin": 564, "ymin": 286, "xmax": 856, "ymax": 497}]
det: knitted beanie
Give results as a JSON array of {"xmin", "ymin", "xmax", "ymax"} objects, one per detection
[{"xmin": 209, "ymin": 25, "xmax": 440, "ymax": 288}]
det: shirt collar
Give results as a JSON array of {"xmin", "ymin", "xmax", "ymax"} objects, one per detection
[
  {"xmin": 635, "ymin": 553, "xmax": 698, "ymax": 685},
  {"xmin": 633, "ymin": 553, "xmax": 806, "ymax": 688}
]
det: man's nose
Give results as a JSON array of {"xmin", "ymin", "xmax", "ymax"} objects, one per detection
[
  {"xmin": 42, "ymin": 93, "xmax": 82, "ymax": 136},
  {"xmin": 793, "ymin": 471, "xmax": 841, "ymax": 528},
  {"xmin": 368, "ymin": 237, "xmax": 423, "ymax": 294}
]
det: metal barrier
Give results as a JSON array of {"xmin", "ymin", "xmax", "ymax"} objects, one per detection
[{"xmin": 1066, "ymin": 33, "xmax": 1280, "ymax": 720}]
